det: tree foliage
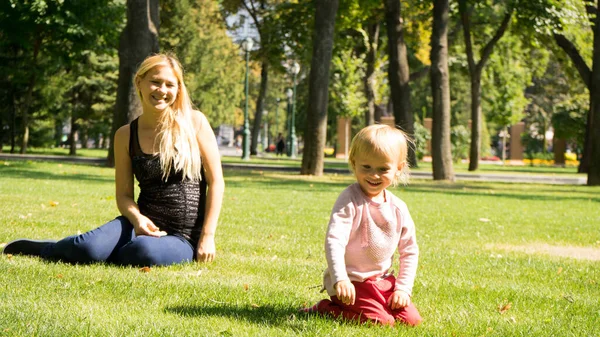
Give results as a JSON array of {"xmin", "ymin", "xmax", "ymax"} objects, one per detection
[
  {"xmin": 0, "ymin": 0, "xmax": 124, "ymax": 152},
  {"xmin": 160, "ymin": 0, "xmax": 245, "ymax": 127}
]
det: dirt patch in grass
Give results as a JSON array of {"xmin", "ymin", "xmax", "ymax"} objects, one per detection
[{"xmin": 488, "ymin": 243, "xmax": 600, "ymax": 261}]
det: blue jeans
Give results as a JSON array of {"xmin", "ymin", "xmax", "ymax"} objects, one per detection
[{"xmin": 41, "ymin": 216, "xmax": 195, "ymax": 266}]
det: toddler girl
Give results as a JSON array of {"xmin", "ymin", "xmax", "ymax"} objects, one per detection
[{"xmin": 304, "ymin": 124, "xmax": 422, "ymax": 326}]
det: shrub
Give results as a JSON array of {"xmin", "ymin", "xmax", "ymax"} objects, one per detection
[
  {"xmin": 413, "ymin": 122, "xmax": 431, "ymax": 160},
  {"xmin": 450, "ymin": 125, "xmax": 470, "ymax": 163}
]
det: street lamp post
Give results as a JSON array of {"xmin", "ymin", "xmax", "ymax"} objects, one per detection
[
  {"xmin": 289, "ymin": 62, "xmax": 300, "ymax": 158},
  {"xmin": 241, "ymin": 36, "xmax": 254, "ymax": 160},
  {"xmin": 274, "ymin": 98, "xmax": 280, "ymax": 136},
  {"xmin": 286, "ymin": 88, "xmax": 293, "ymax": 157}
]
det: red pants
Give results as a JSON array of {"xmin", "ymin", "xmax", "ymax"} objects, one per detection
[{"xmin": 314, "ymin": 275, "xmax": 422, "ymax": 326}]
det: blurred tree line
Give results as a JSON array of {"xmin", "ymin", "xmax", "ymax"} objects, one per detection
[{"xmin": 1, "ymin": 0, "xmax": 598, "ymax": 184}]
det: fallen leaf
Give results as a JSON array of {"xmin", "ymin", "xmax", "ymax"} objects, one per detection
[
  {"xmin": 5, "ymin": 254, "xmax": 12, "ymax": 260},
  {"xmin": 243, "ymin": 283, "xmax": 249, "ymax": 291},
  {"xmin": 56, "ymin": 274, "xmax": 63, "ymax": 279},
  {"xmin": 479, "ymin": 218, "xmax": 491, "ymax": 222},
  {"xmin": 139, "ymin": 266, "xmax": 151, "ymax": 273},
  {"xmin": 563, "ymin": 294, "xmax": 574, "ymax": 303},
  {"xmin": 195, "ymin": 269, "xmax": 203, "ymax": 276},
  {"xmin": 49, "ymin": 201, "xmax": 59, "ymax": 207},
  {"xmin": 498, "ymin": 302, "xmax": 511, "ymax": 314},
  {"xmin": 557, "ymin": 267, "xmax": 563, "ymax": 275},
  {"xmin": 251, "ymin": 303, "xmax": 260, "ymax": 308}
]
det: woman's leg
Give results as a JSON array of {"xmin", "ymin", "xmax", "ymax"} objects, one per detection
[
  {"xmin": 41, "ymin": 216, "xmax": 135, "ymax": 264},
  {"xmin": 114, "ymin": 234, "xmax": 194, "ymax": 266}
]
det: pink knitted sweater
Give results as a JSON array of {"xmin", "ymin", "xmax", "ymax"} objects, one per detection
[{"xmin": 323, "ymin": 183, "xmax": 419, "ymax": 297}]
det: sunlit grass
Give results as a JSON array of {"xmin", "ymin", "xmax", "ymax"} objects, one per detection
[{"xmin": 0, "ymin": 160, "xmax": 598, "ymax": 336}]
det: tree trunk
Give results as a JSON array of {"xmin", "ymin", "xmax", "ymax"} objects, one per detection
[
  {"xmin": 430, "ymin": 0, "xmax": 454, "ymax": 181},
  {"xmin": 19, "ymin": 36, "xmax": 42, "ymax": 154},
  {"xmin": 468, "ymin": 75, "xmax": 482, "ymax": 170},
  {"xmin": 251, "ymin": 62, "xmax": 269, "ymax": 155},
  {"xmin": 553, "ymin": 32, "xmax": 592, "ymax": 173},
  {"xmin": 364, "ymin": 22, "xmax": 379, "ymax": 127},
  {"xmin": 69, "ymin": 116, "xmax": 77, "ymax": 156},
  {"xmin": 80, "ymin": 126, "xmax": 89, "ymax": 149},
  {"xmin": 107, "ymin": 0, "xmax": 159, "ymax": 167},
  {"xmin": 300, "ymin": 0, "xmax": 339, "ymax": 175},
  {"xmin": 459, "ymin": 0, "xmax": 512, "ymax": 171},
  {"xmin": 10, "ymin": 91, "xmax": 16, "ymax": 153},
  {"xmin": 588, "ymin": 0, "xmax": 600, "ymax": 185},
  {"xmin": 385, "ymin": 0, "xmax": 416, "ymax": 167}
]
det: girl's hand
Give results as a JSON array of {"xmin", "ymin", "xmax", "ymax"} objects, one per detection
[
  {"xmin": 335, "ymin": 280, "xmax": 356, "ymax": 305},
  {"xmin": 387, "ymin": 290, "xmax": 411, "ymax": 310},
  {"xmin": 133, "ymin": 216, "xmax": 167, "ymax": 237},
  {"xmin": 196, "ymin": 234, "xmax": 215, "ymax": 262}
]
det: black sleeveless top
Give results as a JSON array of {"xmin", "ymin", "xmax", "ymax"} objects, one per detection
[{"xmin": 129, "ymin": 118, "xmax": 206, "ymax": 245}]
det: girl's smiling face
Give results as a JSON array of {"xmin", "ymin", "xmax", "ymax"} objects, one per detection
[
  {"xmin": 352, "ymin": 151, "xmax": 402, "ymax": 202},
  {"xmin": 136, "ymin": 65, "xmax": 179, "ymax": 113}
]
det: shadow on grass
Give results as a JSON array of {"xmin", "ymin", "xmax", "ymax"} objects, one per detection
[
  {"xmin": 165, "ymin": 303, "xmax": 305, "ymax": 327},
  {"xmin": 225, "ymin": 171, "xmax": 599, "ymax": 202},
  {"xmin": 407, "ymin": 183, "xmax": 600, "ymax": 203},
  {"xmin": 0, "ymin": 164, "xmax": 113, "ymax": 183},
  {"xmin": 476, "ymin": 166, "xmax": 580, "ymax": 175},
  {"xmin": 224, "ymin": 169, "xmax": 352, "ymax": 190}
]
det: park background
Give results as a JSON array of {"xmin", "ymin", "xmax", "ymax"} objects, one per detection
[
  {"xmin": 1, "ymin": 0, "xmax": 599, "ymax": 336},
  {"xmin": 1, "ymin": 0, "xmax": 599, "ymax": 183}
]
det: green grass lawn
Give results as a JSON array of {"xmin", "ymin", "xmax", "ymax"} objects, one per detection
[{"xmin": 1, "ymin": 160, "xmax": 598, "ymax": 336}]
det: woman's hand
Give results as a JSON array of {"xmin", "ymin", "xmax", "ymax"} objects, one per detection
[
  {"xmin": 335, "ymin": 280, "xmax": 356, "ymax": 305},
  {"xmin": 133, "ymin": 215, "xmax": 167, "ymax": 237},
  {"xmin": 387, "ymin": 290, "xmax": 411, "ymax": 310},
  {"xmin": 196, "ymin": 234, "xmax": 215, "ymax": 262}
]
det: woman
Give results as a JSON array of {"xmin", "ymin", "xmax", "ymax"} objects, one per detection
[{"xmin": 4, "ymin": 54, "xmax": 225, "ymax": 266}]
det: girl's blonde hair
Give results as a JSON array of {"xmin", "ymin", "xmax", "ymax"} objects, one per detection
[
  {"xmin": 135, "ymin": 53, "xmax": 202, "ymax": 182},
  {"xmin": 348, "ymin": 124, "xmax": 411, "ymax": 185}
]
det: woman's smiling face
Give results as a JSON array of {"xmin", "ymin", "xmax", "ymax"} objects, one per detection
[{"xmin": 136, "ymin": 65, "xmax": 179, "ymax": 113}]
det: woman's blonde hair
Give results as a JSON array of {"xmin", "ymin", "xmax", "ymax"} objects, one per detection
[
  {"xmin": 135, "ymin": 53, "xmax": 202, "ymax": 181},
  {"xmin": 348, "ymin": 124, "xmax": 411, "ymax": 185}
]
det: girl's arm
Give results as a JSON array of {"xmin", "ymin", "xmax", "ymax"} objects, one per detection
[
  {"xmin": 395, "ymin": 203, "xmax": 419, "ymax": 295},
  {"xmin": 325, "ymin": 192, "xmax": 355, "ymax": 294},
  {"xmin": 194, "ymin": 112, "xmax": 225, "ymax": 262},
  {"xmin": 114, "ymin": 125, "xmax": 165, "ymax": 237}
]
